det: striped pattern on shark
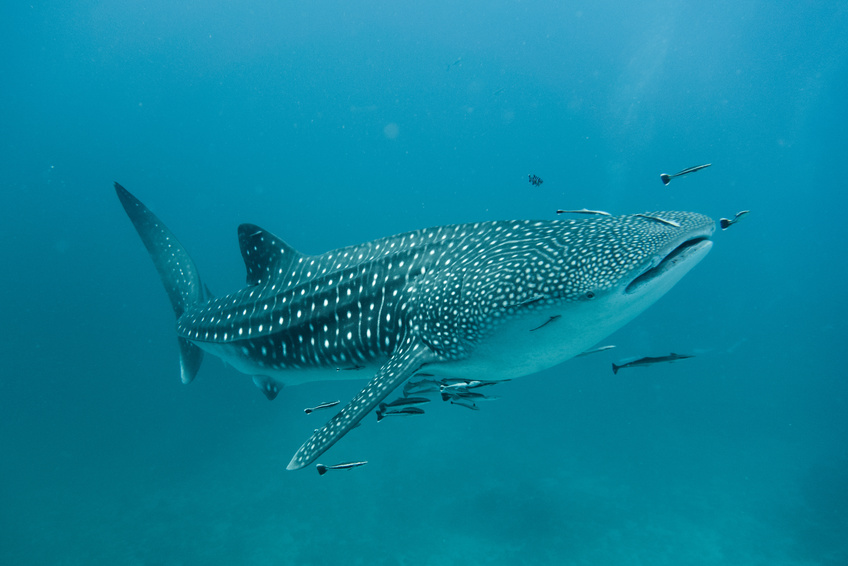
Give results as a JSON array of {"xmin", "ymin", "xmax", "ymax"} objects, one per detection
[{"xmin": 115, "ymin": 183, "xmax": 714, "ymax": 470}]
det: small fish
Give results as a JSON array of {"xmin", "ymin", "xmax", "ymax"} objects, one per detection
[
  {"xmin": 660, "ymin": 163, "xmax": 711, "ymax": 185},
  {"xmin": 612, "ymin": 353, "xmax": 694, "ymax": 374},
  {"xmin": 576, "ymin": 344, "xmax": 617, "ymax": 357},
  {"xmin": 530, "ymin": 315, "xmax": 561, "ymax": 332},
  {"xmin": 450, "ymin": 399, "xmax": 479, "ymax": 411},
  {"xmin": 720, "ymin": 210, "xmax": 750, "ymax": 230},
  {"xmin": 438, "ymin": 377, "xmax": 475, "ymax": 386},
  {"xmin": 528, "ymin": 174, "xmax": 544, "ymax": 187},
  {"xmin": 403, "ymin": 379, "xmax": 442, "ymax": 395},
  {"xmin": 440, "ymin": 379, "xmax": 503, "ymax": 391},
  {"xmin": 492, "ymin": 87, "xmax": 505, "ymax": 95},
  {"xmin": 513, "ymin": 294, "xmax": 545, "ymax": 308},
  {"xmin": 380, "ymin": 396, "xmax": 431, "ymax": 409},
  {"xmin": 441, "ymin": 389, "xmax": 481, "ymax": 400},
  {"xmin": 304, "ymin": 400, "xmax": 341, "ymax": 414},
  {"xmin": 441, "ymin": 389, "xmax": 497, "ymax": 403},
  {"xmin": 556, "ymin": 209, "xmax": 612, "ymax": 216},
  {"xmin": 635, "ymin": 214, "xmax": 682, "ymax": 228},
  {"xmin": 441, "ymin": 384, "xmax": 502, "ymax": 399},
  {"xmin": 376, "ymin": 406, "xmax": 425, "ymax": 421},
  {"xmin": 447, "ymin": 57, "xmax": 462, "ymax": 71},
  {"xmin": 316, "ymin": 461, "xmax": 368, "ymax": 475}
]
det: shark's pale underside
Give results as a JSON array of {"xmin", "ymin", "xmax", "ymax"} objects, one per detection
[{"xmin": 115, "ymin": 183, "xmax": 714, "ymax": 470}]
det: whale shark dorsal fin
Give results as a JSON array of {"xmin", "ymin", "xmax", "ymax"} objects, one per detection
[
  {"xmin": 286, "ymin": 339, "xmax": 435, "ymax": 470},
  {"xmin": 237, "ymin": 224, "xmax": 303, "ymax": 286}
]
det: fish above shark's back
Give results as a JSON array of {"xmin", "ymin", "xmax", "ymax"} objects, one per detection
[{"xmin": 116, "ymin": 183, "xmax": 714, "ymax": 471}]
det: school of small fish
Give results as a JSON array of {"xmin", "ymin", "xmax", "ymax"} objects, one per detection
[{"xmin": 528, "ymin": 174, "xmax": 544, "ymax": 187}]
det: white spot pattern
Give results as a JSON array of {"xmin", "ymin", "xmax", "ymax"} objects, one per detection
[
  {"xmin": 174, "ymin": 212, "xmax": 713, "ymax": 374},
  {"xmin": 121, "ymin": 185, "xmax": 713, "ymax": 468}
]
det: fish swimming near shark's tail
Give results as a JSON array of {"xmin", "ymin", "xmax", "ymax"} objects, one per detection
[{"xmin": 115, "ymin": 183, "xmax": 207, "ymax": 384}]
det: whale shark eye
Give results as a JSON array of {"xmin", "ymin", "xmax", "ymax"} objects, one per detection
[{"xmin": 585, "ymin": 291, "xmax": 595, "ymax": 299}]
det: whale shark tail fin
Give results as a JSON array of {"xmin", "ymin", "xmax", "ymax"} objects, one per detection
[{"xmin": 115, "ymin": 182, "xmax": 206, "ymax": 384}]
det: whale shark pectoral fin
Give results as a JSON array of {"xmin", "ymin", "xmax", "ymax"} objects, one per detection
[
  {"xmin": 286, "ymin": 340, "xmax": 435, "ymax": 471},
  {"xmin": 252, "ymin": 375, "xmax": 284, "ymax": 401}
]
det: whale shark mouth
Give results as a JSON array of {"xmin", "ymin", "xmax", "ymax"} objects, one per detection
[{"xmin": 625, "ymin": 236, "xmax": 712, "ymax": 294}]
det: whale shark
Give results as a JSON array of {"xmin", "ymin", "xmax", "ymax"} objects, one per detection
[{"xmin": 115, "ymin": 183, "xmax": 714, "ymax": 470}]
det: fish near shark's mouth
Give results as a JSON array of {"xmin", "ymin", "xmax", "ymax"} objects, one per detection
[{"xmin": 624, "ymin": 235, "xmax": 713, "ymax": 294}]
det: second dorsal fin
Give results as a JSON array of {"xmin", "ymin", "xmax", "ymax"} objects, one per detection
[{"xmin": 237, "ymin": 223, "xmax": 303, "ymax": 286}]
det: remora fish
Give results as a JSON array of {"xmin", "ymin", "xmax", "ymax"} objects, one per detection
[
  {"xmin": 720, "ymin": 210, "xmax": 750, "ymax": 230},
  {"xmin": 316, "ymin": 461, "xmax": 368, "ymax": 475},
  {"xmin": 441, "ymin": 389, "xmax": 482, "ymax": 400},
  {"xmin": 576, "ymin": 344, "xmax": 616, "ymax": 357},
  {"xmin": 660, "ymin": 163, "xmax": 711, "ymax": 185},
  {"xmin": 556, "ymin": 209, "xmax": 612, "ymax": 216},
  {"xmin": 304, "ymin": 400, "xmax": 340, "ymax": 414},
  {"xmin": 611, "ymin": 353, "xmax": 694, "ymax": 374},
  {"xmin": 635, "ymin": 214, "xmax": 681, "ymax": 228},
  {"xmin": 376, "ymin": 406, "xmax": 425, "ymax": 421},
  {"xmin": 450, "ymin": 399, "xmax": 479, "ymax": 411},
  {"xmin": 441, "ymin": 389, "xmax": 496, "ymax": 402},
  {"xmin": 115, "ymin": 183, "xmax": 714, "ymax": 470},
  {"xmin": 402, "ymin": 380, "xmax": 441, "ymax": 396},
  {"xmin": 440, "ymin": 379, "xmax": 504, "ymax": 390}
]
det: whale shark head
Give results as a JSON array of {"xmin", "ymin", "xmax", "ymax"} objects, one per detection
[
  {"xmin": 551, "ymin": 210, "xmax": 715, "ymax": 326},
  {"xmin": 405, "ymin": 211, "xmax": 715, "ymax": 379}
]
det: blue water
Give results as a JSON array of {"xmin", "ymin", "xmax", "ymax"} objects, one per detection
[{"xmin": 2, "ymin": 2, "xmax": 846, "ymax": 564}]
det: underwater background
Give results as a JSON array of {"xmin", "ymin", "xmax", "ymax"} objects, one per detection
[{"xmin": 2, "ymin": 1, "xmax": 847, "ymax": 564}]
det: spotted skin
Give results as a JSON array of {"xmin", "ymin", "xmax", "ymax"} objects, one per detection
[
  {"xmin": 115, "ymin": 183, "xmax": 205, "ymax": 384},
  {"xmin": 288, "ymin": 338, "xmax": 434, "ymax": 470},
  {"xmin": 116, "ymin": 184, "xmax": 715, "ymax": 470}
]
